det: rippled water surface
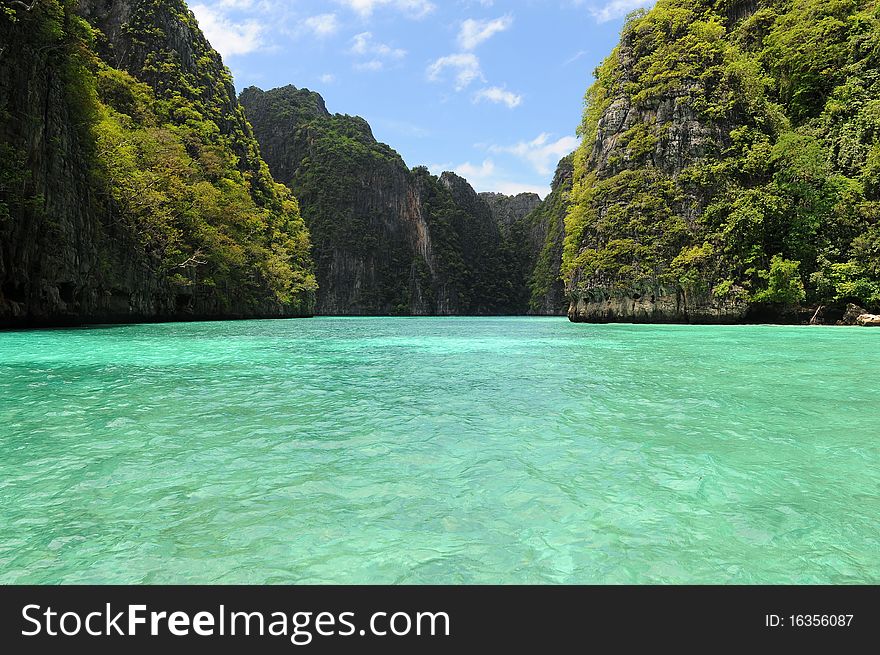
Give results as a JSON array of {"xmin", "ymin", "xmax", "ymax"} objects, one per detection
[{"xmin": 1, "ymin": 318, "xmax": 878, "ymax": 583}]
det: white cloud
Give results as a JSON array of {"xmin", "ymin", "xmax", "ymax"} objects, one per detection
[
  {"xmin": 336, "ymin": 0, "xmax": 436, "ymax": 19},
  {"xmin": 319, "ymin": 73, "xmax": 337, "ymax": 84},
  {"xmin": 427, "ymin": 53, "xmax": 484, "ymax": 91},
  {"xmin": 429, "ymin": 159, "xmax": 548, "ymax": 197},
  {"xmin": 350, "ymin": 32, "xmax": 407, "ymax": 58},
  {"xmin": 211, "ymin": 0, "xmax": 258, "ymax": 8},
  {"xmin": 452, "ymin": 159, "xmax": 497, "ymax": 183},
  {"xmin": 304, "ymin": 13, "xmax": 340, "ymax": 38},
  {"xmin": 431, "ymin": 15, "xmax": 513, "ymax": 97},
  {"xmin": 458, "ymin": 15, "xmax": 513, "ymax": 50},
  {"xmin": 191, "ymin": 3, "xmax": 265, "ymax": 57},
  {"xmin": 488, "ymin": 133, "xmax": 580, "ymax": 175},
  {"xmin": 563, "ymin": 50, "xmax": 588, "ymax": 66},
  {"xmin": 474, "ymin": 86, "xmax": 522, "ymax": 108},
  {"xmin": 354, "ymin": 59, "xmax": 385, "ymax": 72},
  {"xmin": 348, "ymin": 32, "xmax": 406, "ymax": 71},
  {"xmin": 587, "ymin": 0, "xmax": 655, "ymax": 23},
  {"xmin": 491, "ymin": 181, "xmax": 549, "ymax": 197},
  {"xmin": 216, "ymin": 0, "xmax": 258, "ymax": 7}
]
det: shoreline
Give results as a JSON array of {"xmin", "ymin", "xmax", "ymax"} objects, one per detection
[
  {"xmin": 0, "ymin": 312, "xmax": 315, "ymax": 332},
  {"xmin": 1, "ymin": 313, "xmax": 878, "ymax": 333}
]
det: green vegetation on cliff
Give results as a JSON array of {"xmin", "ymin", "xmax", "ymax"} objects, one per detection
[
  {"xmin": 92, "ymin": 68, "xmax": 316, "ymax": 307},
  {"xmin": 564, "ymin": 0, "xmax": 880, "ymax": 319},
  {"xmin": 525, "ymin": 156, "xmax": 574, "ymax": 314},
  {"xmin": 1, "ymin": 0, "xmax": 315, "ymax": 324},
  {"xmin": 420, "ymin": 169, "xmax": 526, "ymax": 314},
  {"xmin": 240, "ymin": 85, "xmax": 419, "ymax": 314}
]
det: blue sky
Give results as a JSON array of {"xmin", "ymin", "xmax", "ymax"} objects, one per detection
[{"xmin": 191, "ymin": 0, "xmax": 655, "ymax": 197}]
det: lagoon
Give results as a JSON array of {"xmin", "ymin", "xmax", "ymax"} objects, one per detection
[{"xmin": 0, "ymin": 318, "xmax": 877, "ymax": 583}]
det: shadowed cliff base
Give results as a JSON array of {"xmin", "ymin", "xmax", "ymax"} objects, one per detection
[
  {"xmin": 567, "ymin": 294, "xmax": 844, "ymax": 326},
  {"xmin": 0, "ymin": 310, "xmax": 314, "ymax": 331}
]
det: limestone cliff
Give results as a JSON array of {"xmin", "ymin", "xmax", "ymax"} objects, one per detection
[
  {"xmin": 563, "ymin": 0, "xmax": 880, "ymax": 323},
  {"xmin": 0, "ymin": 0, "xmax": 315, "ymax": 327},
  {"xmin": 523, "ymin": 157, "xmax": 573, "ymax": 316},
  {"xmin": 480, "ymin": 192, "xmax": 542, "ymax": 231},
  {"xmin": 477, "ymin": 159, "xmax": 574, "ymax": 316},
  {"xmin": 240, "ymin": 85, "xmax": 436, "ymax": 315}
]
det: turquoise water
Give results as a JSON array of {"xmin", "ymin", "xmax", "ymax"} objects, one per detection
[{"xmin": 0, "ymin": 317, "xmax": 878, "ymax": 584}]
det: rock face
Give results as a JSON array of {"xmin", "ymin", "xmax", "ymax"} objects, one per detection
[
  {"xmin": 1, "ymin": 9, "xmax": 101, "ymax": 325},
  {"xmin": 564, "ymin": 1, "xmax": 760, "ymax": 323},
  {"xmin": 840, "ymin": 304, "xmax": 869, "ymax": 326},
  {"xmin": 563, "ymin": 0, "xmax": 880, "ymax": 323},
  {"xmin": 480, "ymin": 184, "xmax": 570, "ymax": 316},
  {"xmin": 239, "ymin": 85, "xmax": 430, "ymax": 315},
  {"xmin": 841, "ymin": 303, "xmax": 880, "ymax": 327},
  {"xmin": 521, "ymin": 157, "xmax": 574, "ymax": 316},
  {"xmin": 241, "ymin": 85, "xmax": 529, "ymax": 315},
  {"xmin": 0, "ymin": 0, "xmax": 315, "ymax": 327},
  {"xmin": 479, "ymin": 193, "xmax": 542, "ymax": 230},
  {"xmin": 569, "ymin": 290, "xmax": 749, "ymax": 324}
]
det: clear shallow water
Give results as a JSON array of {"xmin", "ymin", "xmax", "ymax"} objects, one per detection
[{"xmin": 0, "ymin": 317, "xmax": 878, "ymax": 584}]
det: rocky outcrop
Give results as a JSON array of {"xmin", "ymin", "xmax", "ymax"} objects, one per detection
[
  {"xmin": 840, "ymin": 304, "xmax": 868, "ymax": 326},
  {"xmin": 240, "ymin": 85, "xmax": 433, "ymax": 315},
  {"xmin": 564, "ymin": 4, "xmax": 756, "ymax": 323},
  {"xmin": 0, "ymin": 0, "xmax": 314, "ymax": 328},
  {"xmin": 840, "ymin": 304, "xmax": 880, "ymax": 326},
  {"xmin": 563, "ymin": 0, "xmax": 880, "ymax": 323},
  {"xmin": 241, "ymin": 85, "xmax": 528, "ymax": 315},
  {"xmin": 480, "ymin": 192, "xmax": 542, "ymax": 230},
  {"xmin": 78, "ymin": 0, "xmax": 273, "ymax": 187},
  {"xmin": 1, "ymin": 8, "xmax": 104, "ymax": 326},
  {"xmin": 725, "ymin": 0, "xmax": 760, "ymax": 23},
  {"xmin": 478, "ymin": 185, "xmax": 572, "ymax": 316},
  {"xmin": 438, "ymin": 171, "xmax": 505, "ymax": 271}
]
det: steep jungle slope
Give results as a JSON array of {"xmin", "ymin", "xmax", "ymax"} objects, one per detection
[
  {"xmin": 564, "ymin": 0, "xmax": 880, "ymax": 323},
  {"xmin": 0, "ymin": 0, "xmax": 315, "ymax": 327},
  {"xmin": 524, "ymin": 155, "xmax": 574, "ymax": 315}
]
